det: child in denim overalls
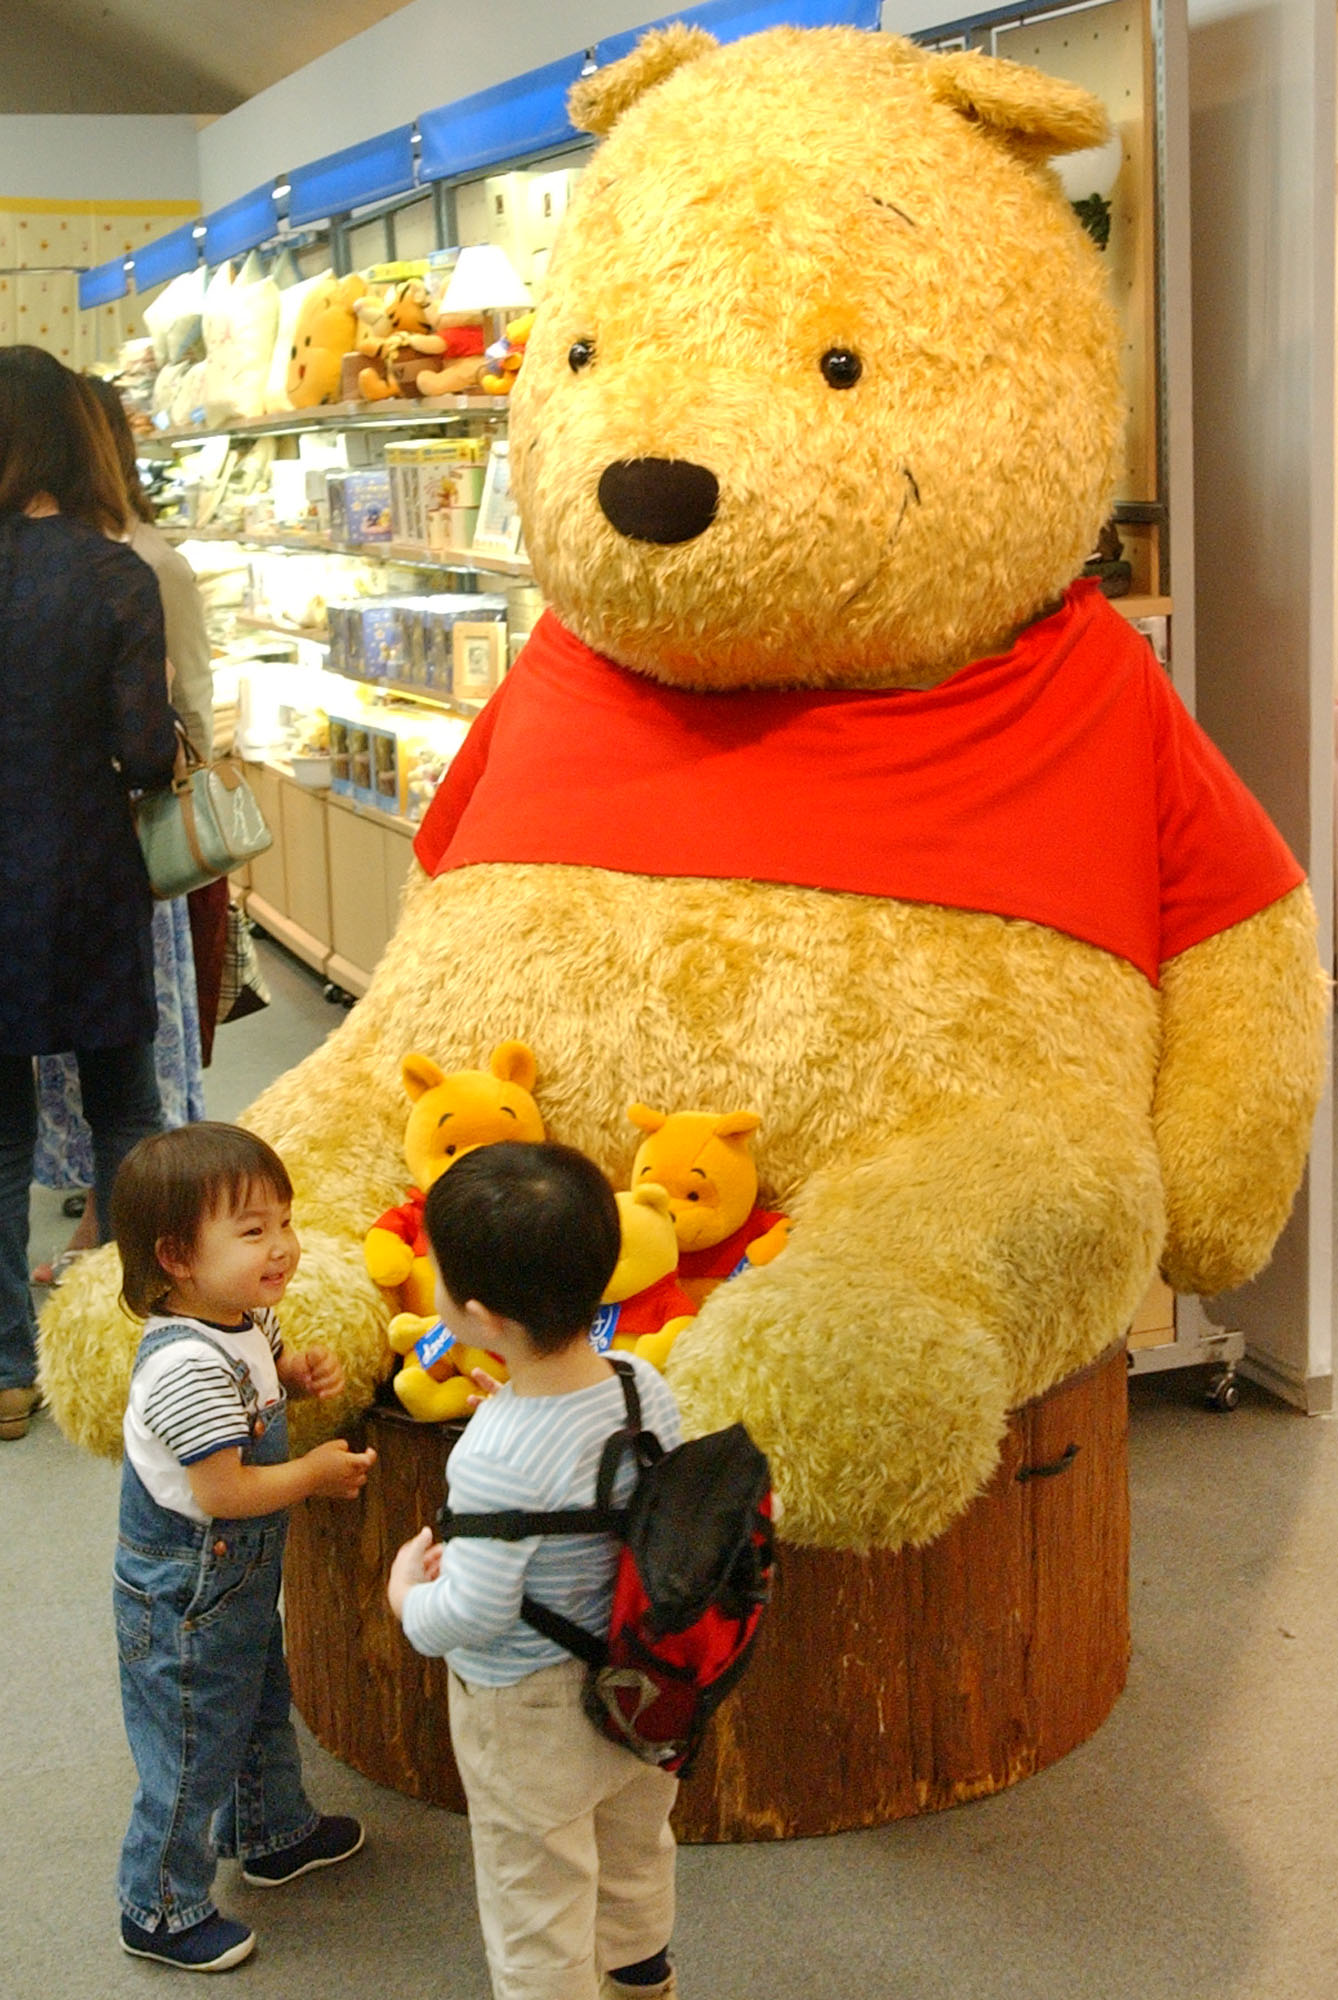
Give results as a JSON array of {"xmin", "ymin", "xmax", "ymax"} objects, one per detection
[{"xmin": 110, "ymin": 1122, "xmax": 377, "ymax": 1973}]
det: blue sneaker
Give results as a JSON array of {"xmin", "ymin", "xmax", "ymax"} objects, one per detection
[
  {"xmin": 241, "ymin": 1815, "xmax": 364, "ymax": 1887},
  {"xmin": 120, "ymin": 1911, "xmax": 255, "ymax": 1971}
]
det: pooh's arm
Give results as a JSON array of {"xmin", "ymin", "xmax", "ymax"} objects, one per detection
[
  {"xmin": 1154, "ymin": 885, "xmax": 1329, "ymax": 1295},
  {"xmin": 666, "ymin": 1094, "xmax": 1163, "ymax": 1552}
]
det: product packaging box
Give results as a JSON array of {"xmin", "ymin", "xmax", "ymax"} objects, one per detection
[
  {"xmin": 328, "ymin": 717, "xmax": 353, "ymax": 797},
  {"xmin": 344, "ymin": 468, "xmax": 393, "ymax": 544},
  {"xmin": 452, "ymin": 618, "xmax": 508, "ymax": 702}
]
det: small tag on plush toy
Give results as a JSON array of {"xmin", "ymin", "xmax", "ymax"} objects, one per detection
[
  {"xmin": 588, "ymin": 1302, "xmax": 621, "ymax": 1352},
  {"xmin": 414, "ymin": 1322, "xmax": 457, "ymax": 1377}
]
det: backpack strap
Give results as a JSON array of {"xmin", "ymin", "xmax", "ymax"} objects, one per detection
[{"xmin": 436, "ymin": 1357, "xmax": 657, "ymax": 1670}]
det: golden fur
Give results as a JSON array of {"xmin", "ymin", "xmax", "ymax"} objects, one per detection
[{"xmin": 39, "ymin": 28, "xmax": 1327, "ymax": 1550}]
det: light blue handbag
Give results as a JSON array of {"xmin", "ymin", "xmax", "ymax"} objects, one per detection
[{"xmin": 134, "ymin": 728, "xmax": 272, "ymax": 900}]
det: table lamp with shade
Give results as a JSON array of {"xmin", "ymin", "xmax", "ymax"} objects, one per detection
[{"xmin": 441, "ymin": 243, "xmax": 533, "ymax": 352}]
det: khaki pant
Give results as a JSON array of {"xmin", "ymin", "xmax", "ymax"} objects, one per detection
[{"xmin": 448, "ymin": 1658, "xmax": 678, "ymax": 2000}]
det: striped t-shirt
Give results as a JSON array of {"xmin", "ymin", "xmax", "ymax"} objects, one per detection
[
  {"xmin": 122, "ymin": 1310, "xmax": 284, "ymax": 1525},
  {"xmin": 401, "ymin": 1353, "xmax": 683, "ymax": 1686}
]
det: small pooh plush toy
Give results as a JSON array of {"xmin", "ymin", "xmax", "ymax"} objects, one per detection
[
  {"xmin": 365, "ymin": 1042, "xmax": 544, "ymax": 1317},
  {"xmin": 592, "ymin": 1183, "xmax": 698, "ymax": 1371},
  {"xmin": 384, "ymin": 1312, "xmax": 509, "ymax": 1423},
  {"xmin": 41, "ymin": 27, "xmax": 1327, "ymax": 1541},
  {"xmin": 627, "ymin": 1105, "xmax": 789, "ymax": 1301},
  {"xmin": 285, "ymin": 273, "xmax": 367, "ymax": 408}
]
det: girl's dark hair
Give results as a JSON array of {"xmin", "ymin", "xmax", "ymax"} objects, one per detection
[
  {"xmin": 82, "ymin": 373, "xmax": 153, "ymax": 523},
  {"xmin": 111, "ymin": 1122, "xmax": 294, "ymax": 1319},
  {"xmin": 0, "ymin": 345, "xmax": 127, "ymax": 535},
  {"xmin": 424, "ymin": 1141, "xmax": 621, "ymax": 1355}
]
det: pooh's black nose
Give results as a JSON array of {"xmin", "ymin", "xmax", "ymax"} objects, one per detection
[{"xmin": 597, "ymin": 459, "xmax": 719, "ymax": 544}]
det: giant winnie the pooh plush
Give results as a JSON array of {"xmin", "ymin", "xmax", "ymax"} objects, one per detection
[{"xmin": 42, "ymin": 25, "xmax": 1327, "ymax": 1548}]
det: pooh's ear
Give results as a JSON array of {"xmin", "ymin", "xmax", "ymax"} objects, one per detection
[
  {"xmin": 631, "ymin": 1181, "xmax": 673, "ymax": 1218},
  {"xmin": 924, "ymin": 48, "xmax": 1109, "ymax": 156},
  {"xmin": 488, "ymin": 1040, "xmax": 538, "ymax": 1092},
  {"xmin": 568, "ymin": 23, "xmax": 717, "ymax": 137},
  {"xmin": 402, "ymin": 1052, "xmax": 447, "ymax": 1102},
  {"xmin": 714, "ymin": 1111, "xmax": 761, "ymax": 1140},
  {"xmin": 336, "ymin": 274, "xmax": 367, "ymax": 308},
  {"xmin": 628, "ymin": 1102, "xmax": 667, "ymax": 1135}
]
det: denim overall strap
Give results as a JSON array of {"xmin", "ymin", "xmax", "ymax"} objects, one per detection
[{"xmin": 130, "ymin": 1320, "xmax": 289, "ymax": 1474}]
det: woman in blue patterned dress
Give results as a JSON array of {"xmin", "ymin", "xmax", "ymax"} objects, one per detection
[{"xmin": 0, "ymin": 346, "xmax": 178, "ymax": 1439}]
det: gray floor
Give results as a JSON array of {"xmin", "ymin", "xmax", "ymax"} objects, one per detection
[{"xmin": 6, "ymin": 940, "xmax": 1337, "ymax": 1999}]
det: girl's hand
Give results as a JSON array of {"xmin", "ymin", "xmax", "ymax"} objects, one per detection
[
  {"xmin": 304, "ymin": 1439, "xmax": 375, "ymax": 1500},
  {"xmin": 388, "ymin": 1525, "xmax": 443, "ymax": 1620},
  {"xmin": 279, "ymin": 1344, "xmax": 346, "ymax": 1400}
]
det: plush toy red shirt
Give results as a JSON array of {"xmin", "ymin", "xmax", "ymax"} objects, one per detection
[
  {"xmin": 371, "ymin": 1188, "xmax": 428, "ymax": 1259},
  {"xmin": 677, "ymin": 1210, "xmax": 789, "ymax": 1286},
  {"xmin": 415, "ymin": 583, "xmax": 1302, "ymax": 988}
]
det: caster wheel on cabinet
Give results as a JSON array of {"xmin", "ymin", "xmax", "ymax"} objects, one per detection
[
  {"xmin": 322, "ymin": 981, "xmax": 343, "ymax": 1005},
  {"xmin": 1206, "ymin": 1369, "xmax": 1240, "ymax": 1412}
]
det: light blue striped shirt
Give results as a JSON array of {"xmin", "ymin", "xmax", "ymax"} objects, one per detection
[{"xmin": 401, "ymin": 1354, "xmax": 683, "ymax": 1686}]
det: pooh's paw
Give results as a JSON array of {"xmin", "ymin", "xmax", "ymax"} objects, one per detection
[
  {"xmin": 37, "ymin": 1242, "xmax": 139, "ymax": 1459},
  {"xmin": 632, "ymin": 1318, "xmax": 694, "ymax": 1372},
  {"xmin": 744, "ymin": 1218, "xmax": 790, "ymax": 1269},
  {"xmin": 664, "ymin": 1259, "xmax": 1011, "ymax": 1551},
  {"xmin": 387, "ymin": 1311, "xmax": 438, "ymax": 1357},
  {"xmin": 393, "ymin": 1365, "xmax": 474, "ymax": 1424},
  {"xmin": 364, "ymin": 1227, "xmax": 416, "ymax": 1290}
]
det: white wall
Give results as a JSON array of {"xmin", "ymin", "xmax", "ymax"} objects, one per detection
[
  {"xmin": 197, "ymin": 0, "xmax": 678, "ymax": 212},
  {"xmin": 1186, "ymin": 0, "xmax": 1335, "ymax": 1407},
  {"xmin": 0, "ymin": 116, "xmax": 200, "ymax": 203}
]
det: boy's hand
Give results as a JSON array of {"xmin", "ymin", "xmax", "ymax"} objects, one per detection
[
  {"xmin": 279, "ymin": 1344, "xmax": 346, "ymax": 1400},
  {"xmin": 465, "ymin": 1366, "xmax": 503, "ymax": 1411},
  {"xmin": 388, "ymin": 1525, "xmax": 443, "ymax": 1621},
  {"xmin": 304, "ymin": 1439, "xmax": 376, "ymax": 1500}
]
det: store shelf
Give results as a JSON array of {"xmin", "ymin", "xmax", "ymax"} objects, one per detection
[
  {"xmin": 236, "ymin": 612, "xmax": 330, "ymax": 647},
  {"xmin": 1113, "ymin": 595, "xmax": 1172, "ymax": 620},
  {"xmin": 163, "ymin": 522, "xmax": 532, "ymax": 580},
  {"xmin": 143, "ymin": 394, "xmax": 509, "ymax": 450}
]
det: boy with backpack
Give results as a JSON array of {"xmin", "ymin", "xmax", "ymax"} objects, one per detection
[{"xmin": 387, "ymin": 1140, "xmax": 686, "ymax": 2000}]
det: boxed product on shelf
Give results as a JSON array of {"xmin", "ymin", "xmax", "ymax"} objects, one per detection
[
  {"xmin": 329, "ymin": 599, "xmax": 412, "ymax": 681},
  {"xmin": 386, "ymin": 438, "xmax": 488, "ymax": 549},
  {"xmin": 452, "ymin": 618, "xmax": 508, "ymax": 701},
  {"xmin": 327, "ymin": 468, "xmax": 392, "ymax": 544},
  {"xmin": 392, "ymin": 593, "xmax": 507, "ymax": 694}
]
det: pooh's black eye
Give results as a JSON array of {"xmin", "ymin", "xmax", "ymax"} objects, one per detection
[
  {"xmin": 569, "ymin": 339, "xmax": 596, "ymax": 372},
  {"xmin": 820, "ymin": 348, "xmax": 862, "ymax": 389}
]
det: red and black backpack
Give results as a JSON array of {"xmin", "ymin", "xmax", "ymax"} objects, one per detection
[{"xmin": 439, "ymin": 1356, "xmax": 774, "ymax": 1776}]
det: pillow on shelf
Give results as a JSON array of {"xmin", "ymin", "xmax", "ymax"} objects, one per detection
[
  {"xmin": 143, "ymin": 265, "xmax": 206, "ymax": 368},
  {"xmin": 203, "ymin": 260, "xmax": 281, "ymax": 427},
  {"xmin": 265, "ymin": 270, "xmax": 329, "ymax": 414}
]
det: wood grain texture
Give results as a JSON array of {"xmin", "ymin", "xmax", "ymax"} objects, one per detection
[{"xmin": 285, "ymin": 1346, "xmax": 1129, "ymax": 1841}]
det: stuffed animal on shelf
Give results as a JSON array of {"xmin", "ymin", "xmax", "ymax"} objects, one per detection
[
  {"xmin": 384, "ymin": 1312, "xmax": 509, "ymax": 1423},
  {"xmin": 364, "ymin": 1042, "xmax": 544, "ymax": 1317},
  {"xmin": 286, "ymin": 273, "xmax": 368, "ymax": 409},
  {"xmin": 590, "ymin": 1183, "xmax": 698, "ymax": 1371},
  {"xmin": 415, "ymin": 312, "xmax": 489, "ymax": 398},
  {"xmin": 41, "ymin": 27, "xmax": 1326, "ymax": 1553},
  {"xmin": 626, "ymin": 1105, "xmax": 789, "ymax": 1303},
  {"xmin": 355, "ymin": 280, "xmax": 447, "ymax": 402},
  {"xmin": 478, "ymin": 311, "xmax": 534, "ymax": 396}
]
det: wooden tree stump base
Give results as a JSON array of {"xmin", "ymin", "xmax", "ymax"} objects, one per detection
[{"xmin": 285, "ymin": 1343, "xmax": 1129, "ymax": 1841}]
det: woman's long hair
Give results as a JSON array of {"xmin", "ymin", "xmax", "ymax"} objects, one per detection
[
  {"xmin": 0, "ymin": 344, "xmax": 127, "ymax": 535},
  {"xmin": 81, "ymin": 372, "xmax": 153, "ymax": 524}
]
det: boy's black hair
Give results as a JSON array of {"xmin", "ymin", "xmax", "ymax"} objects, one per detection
[
  {"xmin": 111, "ymin": 1122, "xmax": 294, "ymax": 1319},
  {"xmin": 423, "ymin": 1140, "xmax": 621, "ymax": 1354}
]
